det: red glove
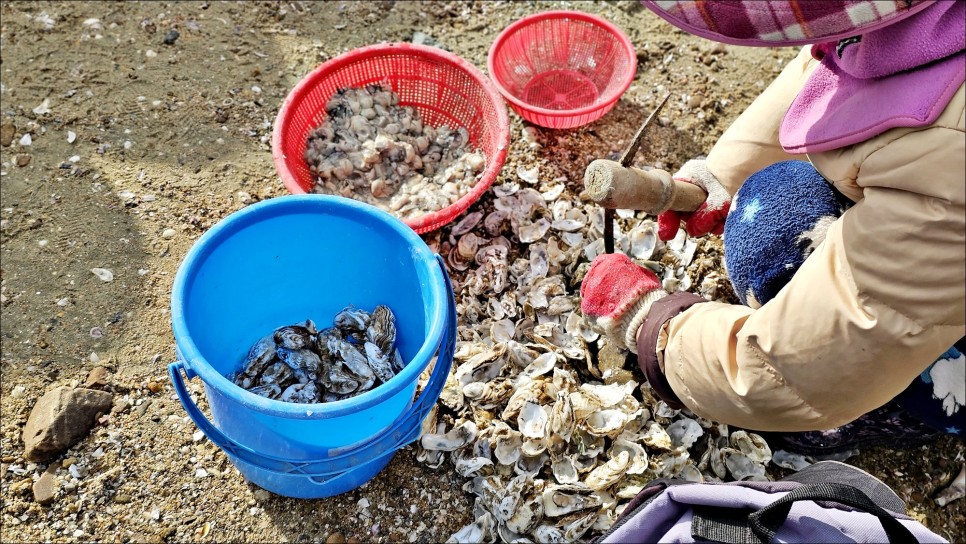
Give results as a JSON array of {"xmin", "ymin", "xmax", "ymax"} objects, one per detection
[
  {"xmin": 657, "ymin": 159, "xmax": 731, "ymax": 241},
  {"xmin": 580, "ymin": 253, "xmax": 668, "ymax": 353}
]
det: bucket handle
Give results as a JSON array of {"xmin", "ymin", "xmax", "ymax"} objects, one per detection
[{"xmin": 167, "ymin": 254, "xmax": 457, "ymax": 481}]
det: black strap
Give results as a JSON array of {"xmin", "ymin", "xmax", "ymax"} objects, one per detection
[
  {"xmin": 691, "ymin": 506, "xmax": 761, "ymax": 544},
  {"xmin": 779, "ymin": 461, "xmax": 905, "ymax": 513},
  {"xmin": 747, "ymin": 483, "xmax": 918, "ymax": 543}
]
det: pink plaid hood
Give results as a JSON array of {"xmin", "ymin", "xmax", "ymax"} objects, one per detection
[{"xmin": 641, "ymin": 1, "xmax": 936, "ymax": 47}]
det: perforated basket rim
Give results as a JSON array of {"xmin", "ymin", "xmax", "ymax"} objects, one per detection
[
  {"xmin": 272, "ymin": 42, "xmax": 510, "ymax": 234},
  {"xmin": 486, "ymin": 10, "xmax": 637, "ymax": 119}
]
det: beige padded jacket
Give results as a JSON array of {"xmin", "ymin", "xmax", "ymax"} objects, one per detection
[{"xmin": 649, "ymin": 47, "xmax": 966, "ymax": 432}]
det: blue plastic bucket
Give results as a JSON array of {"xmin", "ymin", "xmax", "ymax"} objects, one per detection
[{"xmin": 168, "ymin": 195, "xmax": 456, "ymax": 499}]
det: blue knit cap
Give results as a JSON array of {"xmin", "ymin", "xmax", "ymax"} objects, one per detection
[{"xmin": 724, "ymin": 160, "xmax": 851, "ymax": 308}]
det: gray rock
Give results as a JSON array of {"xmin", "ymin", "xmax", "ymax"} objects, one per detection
[
  {"xmin": 84, "ymin": 366, "xmax": 110, "ymax": 389},
  {"xmin": 162, "ymin": 29, "xmax": 180, "ymax": 45},
  {"xmin": 33, "ymin": 471, "xmax": 58, "ymax": 504},
  {"xmin": 134, "ymin": 398, "xmax": 153, "ymax": 417},
  {"xmin": 0, "ymin": 122, "xmax": 14, "ymax": 147},
  {"xmin": 22, "ymin": 386, "xmax": 113, "ymax": 462},
  {"xmin": 111, "ymin": 399, "xmax": 131, "ymax": 415},
  {"xmin": 411, "ymin": 31, "xmax": 446, "ymax": 50}
]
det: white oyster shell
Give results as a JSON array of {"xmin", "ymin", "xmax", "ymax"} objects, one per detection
[
  {"xmin": 730, "ymin": 430, "xmax": 772, "ymax": 465},
  {"xmin": 518, "ymin": 401, "xmax": 550, "ymax": 439},
  {"xmin": 627, "ymin": 221, "xmax": 660, "ymax": 260},
  {"xmin": 542, "ymin": 484, "xmax": 602, "ymax": 517},
  {"xmin": 584, "ymin": 409, "xmax": 629, "ymax": 439},
  {"xmin": 551, "ymin": 456, "xmax": 580, "ymax": 485},
  {"xmin": 585, "ymin": 451, "xmax": 630, "ymax": 491},
  {"xmin": 641, "ymin": 421, "xmax": 675, "ymax": 450},
  {"xmin": 421, "ymin": 420, "xmax": 478, "ymax": 452},
  {"xmin": 723, "ymin": 448, "xmax": 768, "ymax": 481},
  {"xmin": 609, "ymin": 435, "xmax": 649, "ymax": 475},
  {"xmin": 666, "ymin": 418, "xmax": 704, "ymax": 450},
  {"xmin": 771, "ymin": 449, "xmax": 813, "ymax": 471}
]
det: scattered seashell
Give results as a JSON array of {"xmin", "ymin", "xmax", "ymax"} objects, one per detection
[
  {"xmin": 518, "ymin": 402, "xmax": 549, "ymax": 439},
  {"xmin": 449, "ymin": 520, "xmax": 485, "ymax": 544},
  {"xmin": 584, "ymin": 410, "xmax": 628, "ymax": 439},
  {"xmin": 36, "ymin": 11, "xmax": 55, "ymax": 30},
  {"xmin": 91, "ymin": 268, "xmax": 114, "ymax": 282},
  {"xmin": 628, "ymin": 222, "xmax": 660, "ymax": 260},
  {"xmin": 517, "ymin": 165, "xmax": 539, "ymax": 184},
  {"xmin": 609, "ymin": 436, "xmax": 649, "ymax": 475},
  {"xmin": 504, "ymin": 488, "xmax": 545, "ymax": 534},
  {"xmin": 730, "ymin": 430, "xmax": 772, "ymax": 465},
  {"xmin": 542, "ymin": 484, "xmax": 601, "ymax": 517},
  {"xmin": 936, "ymin": 464, "xmax": 965, "ymax": 507},
  {"xmin": 421, "ymin": 421, "xmax": 478, "ymax": 452},
  {"xmin": 559, "ymin": 508, "xmax": 597, "ymax": 541},
  {"xmin": 770, "ymin": 450, "xmax": 813, "ymax": 471},
  {"xmin": 679, "ymin": 463, "xmax": 704, "ymax": 482},
  {"xmin": 33, "ymin": 98, "xmax": 51, "ymax": 115},
  {"xmin": 723, "ymin": 448, "xmax": 768, "ymax": 481},
  {"xmin": 585, "ymin": 451, "xmax": 630, "ymax": 491},
  {"xmin": 666, "ymin": 418, "xmax": 703, "ymax": 450},
  {"xmin": 542, "ymin": 184, "xmax": 566, "ymax": 201}
]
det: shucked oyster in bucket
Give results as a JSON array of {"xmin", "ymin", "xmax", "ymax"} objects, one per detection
[
  {"xmin": 229, "ymin": 305, "xmax": 405, "ymax": 403},
  {"xmin": 303, "ymin": 85, "xmax": 486, "ymax": 220}
]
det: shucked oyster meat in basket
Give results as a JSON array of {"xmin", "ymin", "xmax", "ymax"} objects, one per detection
[{"xmin": 304, "ymin": 85, "xmax": 486, "ymax": 220}]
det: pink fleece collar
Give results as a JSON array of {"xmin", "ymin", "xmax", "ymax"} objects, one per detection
[{"xmin": 780, "ymin": 1, "xmax": 965, "ymax": 154}]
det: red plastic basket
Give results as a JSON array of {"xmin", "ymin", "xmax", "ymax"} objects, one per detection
[
  {"xmin": 487, "ymin": 11, "xmax": 637, "ymax": 130},
  {"xmin": 272, "ymin": 43, "xmax": 510, "ymax": 234}
]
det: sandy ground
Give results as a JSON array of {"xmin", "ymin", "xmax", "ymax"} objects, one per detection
[{"xmin": 1, "ymin": 1, "xmax": 963, "ymax": 542}]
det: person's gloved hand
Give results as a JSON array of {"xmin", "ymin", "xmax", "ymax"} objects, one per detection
[
  {"xmin": 580, "ymin": 253, "xmax": 668, "ymax": 353},
  {"xmin": 657, "ymin": 159, "xmax": 731, "ymax": 241}
]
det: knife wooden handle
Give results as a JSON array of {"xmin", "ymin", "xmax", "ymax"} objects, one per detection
[{"xmin": 583, "ymin": 159, "xmax": 706, "ymax": 214}]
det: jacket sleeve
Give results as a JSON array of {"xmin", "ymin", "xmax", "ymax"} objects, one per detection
[
  {"xmin": 705, "ymin": 46, "xmax": 817, "ymax": 196},
  {"xmin": 641, "ymin": 89, "xmax": 966, "ymax": 432}
]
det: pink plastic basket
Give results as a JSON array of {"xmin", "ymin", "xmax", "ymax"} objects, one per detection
[
  {"xmin": 487, "ymin": 11, "xmax": 637, "ymax": 130},
  {"xmin": 272, "ymin": 43, "xmax": 510, "ymax": 234}
]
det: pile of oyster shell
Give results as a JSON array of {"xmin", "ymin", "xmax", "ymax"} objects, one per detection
[
  {"xmin": 229, "ymin": 305, "xmax": 403, "ymax": 403},
  {"xmin": 406, "ymin": 166, "xmax": 813, "ymax": 543},
  {"xmin": 304, "ymin": 85, "xmax": 486, "ymax": 219}
]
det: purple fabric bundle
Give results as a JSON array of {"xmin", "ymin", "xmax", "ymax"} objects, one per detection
[{"xmin": 599, "ymin": 461, "xmax": 949, "ymax": 543}]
